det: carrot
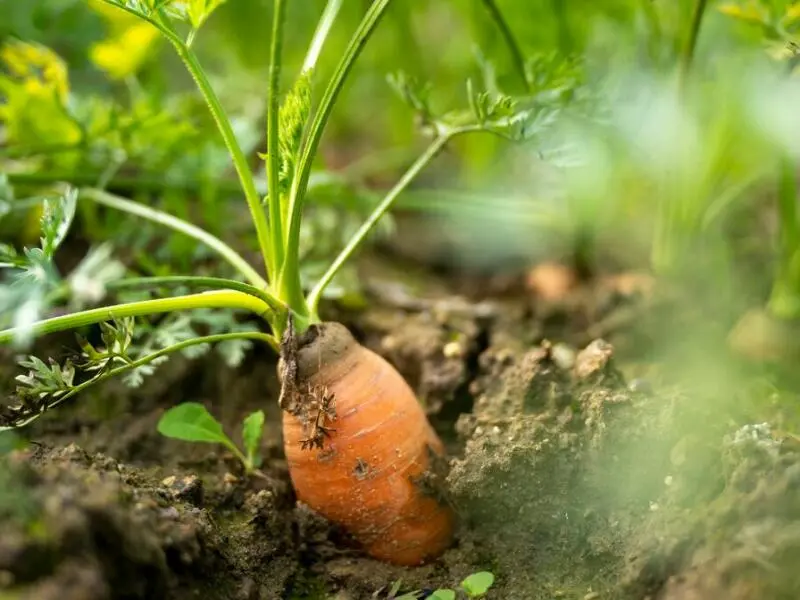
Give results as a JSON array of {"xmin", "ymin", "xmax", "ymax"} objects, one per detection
[{"xmin": 279, "ymin": 322, "xmax": 455, "ymax": 566}]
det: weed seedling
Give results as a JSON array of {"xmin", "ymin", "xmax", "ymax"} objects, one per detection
[
  {"xmin": 387, "ymin": 571, "xmax": 495, "ymax": 599},
  {"xmin": 156, "ymin": 402, "xmax": 265, "ymax": 474}
]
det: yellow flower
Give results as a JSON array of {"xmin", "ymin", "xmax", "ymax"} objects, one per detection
[
  {"xmin": 718, "ymin": 2, "xmax": 765, "ymax": 25},
  {"xmin": 89, "ymin": 21, "xmax": 160, "ymax": 80},
  {"xmin": 785, "ymin": 2, "xmax": 800, "ymax": 25},
  {"xmin": 87, "ymin": 0, "xmax": 142, "ymax": 29},
  {"xmin": 0, "ymin": 40, "xmax": 69, "ymax": 103},
  {"xmin": 0, "ymin": 41, "xmax": 81, "ymax": 147}
]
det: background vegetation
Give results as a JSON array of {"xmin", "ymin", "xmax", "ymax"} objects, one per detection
[{"xmin": 2, "ymin": 0, "xmax": 800, "ymax": 409}]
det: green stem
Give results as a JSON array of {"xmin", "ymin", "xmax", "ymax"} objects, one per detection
[
  {"xmin": 307, "ymin": 132, "xmax": 454, "ymax": 314},
  {"xmin": 79, "ymin": 188, "xmax": 267, "ymax": 289},
  {"xmin": 266, "ymin": 0, "xmax": 287, "ymax": 273},
  {"xmin": 283, "ymin": 0, "xmax": 393, "ymax": 313},
  {"xmin": 480, "ymin": 0, "xmax": 530, "ymax": 91},
  {"xmin": 768, "ymin": 157, "xmax": 800, "ymax": 319},
  {"xmin": 0, "ymin": 290, "xmax": 272, "ymax": 345},
  {"xmin": 155, "ymin": 14, "xmax": 273, "ymax": 283},
  {"xmin": 679, "ymin": 0, "xmax": 708, "ymax": 86},
  {"xmin": 302, "ymin": 0, "xmax": 344, "ymax": 73},
  {"xmin": 221, "ymin": 438, "xmax": 251, "ymax": 471},
  {"xmin": 0, "ymin": 142, "xmax": 82, "ymax": 160},
  {"xmin": 550, "ymin": 0, "xmax": 572, "ymax": 55},
  {"xmin": 0, "ymin": 332, "xmax": 276, "ymax": 432},
  {"xmin": 107, "ymin": 276, "xmax": 285, "ymax": 313}
]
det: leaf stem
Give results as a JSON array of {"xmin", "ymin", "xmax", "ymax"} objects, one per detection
[
  {"xmin": 679, "ymin": 0, "xmax": 708, "ymax": 87},
  {"xmin": 156, "ymin": 14, "xmax": 274, "ymax": 283},
  {"xmin": 768, "ymin": 157, "xmax": 800, "ymax": 319},
  {"xmin": 480, "ymin": 0, "xmax": 529, "ymax": 91},
  {"xmin": 0, "ymin": 332, "xmax": 276, "ymax": 432},
  {"xmin": 266, "ymin": 0, "xmax": 287, "ymax": 274},
  {"xmin": 0, "ymin": 290, "xmax": 272, "ymax": 345},
  {"xmin": 302, "ymin": 0, "xmax": 344, "ymax": 73},
  {"xmin": 308, "ymin": 132, "xmax": 453, "ymax": 314},
  {"xmin": 79, "ymin": 188, "xmax": 267, "ymax": 289},
  {"xmin": 283, "ymin": 0, "xmax": 393, "ymax": 314},
  {"xmin": 107, "ymin": 276, "xmax": 285, "ymax": 312}
]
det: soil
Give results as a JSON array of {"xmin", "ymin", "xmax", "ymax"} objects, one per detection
[{"xmin": 2, "ymin": 252, "xmax": 800, "ymax": 600}]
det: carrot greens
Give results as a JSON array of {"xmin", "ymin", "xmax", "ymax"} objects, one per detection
[{"xmin": 0, "ymin": 0, "xmax": 535, "ymax": 431}]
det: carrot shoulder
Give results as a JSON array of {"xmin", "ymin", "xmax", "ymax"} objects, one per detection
[{"xmin": 280, "ymin": 322, "xmax": 455, "ymax": 566}]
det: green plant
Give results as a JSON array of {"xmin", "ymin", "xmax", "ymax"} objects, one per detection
[
  {"xmin": 0, "ymin": 0, "xmax": 544, "ymax": 566},
  {"xmin": 157, "ymin": 402, "xmax": 265, "ymax": 473},
  {"xmin": 0, "ymin": 0, "xmax": 534, "ymax": 428},
  {"xmin": 387, "ymin": 571, "xmax": 495, "ymax": 600}
]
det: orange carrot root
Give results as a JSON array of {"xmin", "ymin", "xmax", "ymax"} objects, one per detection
[{"xmin": 279, "ymin": 322, "xmax": 455, "ymax": 566}]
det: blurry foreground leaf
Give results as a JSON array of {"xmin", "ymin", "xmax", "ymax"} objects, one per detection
[
  {"xmin": 461, "ymin": 572, "xmax": 494, "ymax": 597},
  {"xmin": 67, "ymin": 243, "xmax": 127, "ymax": 308},
  {"xmin": 241, "ymin": 410, "xmax": 264, "ymax": 469},
  {"xmin": 40, "ymin": 188, "xmax": 77, "ymax": 259}
]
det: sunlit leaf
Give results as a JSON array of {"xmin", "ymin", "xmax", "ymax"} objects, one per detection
[
  {"xmin": 184, "ymin": 0, "xmax": 228, "ymax": 30},
  {"xmin": 787, "ymin": 3, "xmax": 800, "ymax": 25},
  {"xmin": 718, "ymin": 2, "xmax": 767, "ymax": 25},
  {"xmin": 461, "ymin": 572, "xmax": 494, "ymax": 597}
]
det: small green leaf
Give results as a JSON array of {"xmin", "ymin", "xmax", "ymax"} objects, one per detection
[
  {"xmin": 241, "ymin": 410, "xmax": 265, "ymax": 469},
  {"xmin": 39, "ymin": 188, "xmax": 77, "ymax": 259},
  {"xmin": 430, "ymin": 590, "xmax": 456, "ymax": 600},
  {"xmin": 186, "ymin": 0, "xmax": 228, "ymax": 30},
  {"xmin": 461, "ymin": 572, "xmax": 494, "ymax": 597},
  {"xmin": 157, "ymin": 402, "xmax": 231, "ymax": 445}
]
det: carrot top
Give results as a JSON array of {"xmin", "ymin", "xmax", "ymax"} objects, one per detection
[{"xmin": 0, "ymin": 0, "xmax": 537, "ymax": 430}]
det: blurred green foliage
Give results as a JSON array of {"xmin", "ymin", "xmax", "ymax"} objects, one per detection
[{"xmin": 1, "ymin": 0, "xmax": 800, "ymax": 327}]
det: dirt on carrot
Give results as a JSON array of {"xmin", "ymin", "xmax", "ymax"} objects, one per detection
[{"xmin": 2, "ymin": 257, "xmax": 800, "ymax": 599}]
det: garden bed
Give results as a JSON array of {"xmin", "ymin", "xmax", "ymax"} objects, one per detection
[{"xmin": 3, "ymin": 253, "xmax": 798, "ymax": 600}]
